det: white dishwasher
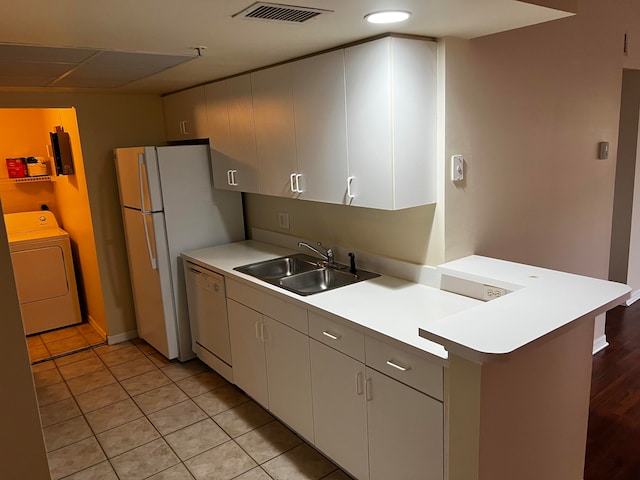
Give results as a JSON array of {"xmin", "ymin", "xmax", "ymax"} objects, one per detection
[{"xmin": 184, "ymin": 261, "xmax": 233, "ymax": 382}]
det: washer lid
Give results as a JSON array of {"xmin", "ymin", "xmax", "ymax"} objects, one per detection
[
  {"xmin": 7, "ymin": 228, "xmax": 69, "ymax": 245},
  {"xmin": 4, "ymin": 210, "xmax": 61, "ymax": 234}
]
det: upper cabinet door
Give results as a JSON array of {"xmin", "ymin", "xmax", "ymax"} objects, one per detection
[
  {"xmin": 292, "ymin": 50, "xmax": 349, "ymax": 204},
  {"xmin": 252, "ymin": 64, "xmax": 298, "ymax": 198},
  {"xmin": 205, "ymin": 76, "xmax": 260, "ymax": 193},
  {"xmin": 162, "ymin": 87, "xmax": 208, "ymax": 142},
  {"xmin": 345, "ymin": 37, "xmax": 437, "ymax": 210}
]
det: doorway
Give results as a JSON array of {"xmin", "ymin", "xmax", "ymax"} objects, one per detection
[{"xmin": 0, "ymin": 108, "xmax": 107, "ymax": 352}]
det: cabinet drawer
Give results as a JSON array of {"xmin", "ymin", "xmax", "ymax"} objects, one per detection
[
  {"xmin": 365, "ymin": 335, "xmax": 443, "ymax": 401},
  {"xmin": 227, "ymin": 278, "xmax": 308, "ymax": 334},
  {"xmin": 309, "ymin": 312, "xmax": 365, "ymax": 362}
]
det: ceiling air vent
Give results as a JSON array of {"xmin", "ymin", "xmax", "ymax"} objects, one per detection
[{"xmin": 233, "ymin": 2, "xmax": 333, "ymax": 23}]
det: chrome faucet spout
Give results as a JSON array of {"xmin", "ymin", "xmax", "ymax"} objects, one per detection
[{"xmin": 298, "ymin": 241, "xmax": 335, "ymax": 266}]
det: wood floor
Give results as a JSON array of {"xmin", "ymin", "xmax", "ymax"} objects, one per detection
[{"xmin": 585, "ymin": 301, "xmax": 640, "ymax": 480}]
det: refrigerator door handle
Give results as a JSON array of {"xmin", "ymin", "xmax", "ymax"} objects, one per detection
[
  {"xmin": 138, "ymin": 153, "xmax": 149, "ymax": 213},
  {"xmin": 142, "ymin": 212, "xmax": 158, "ymax": 270}
]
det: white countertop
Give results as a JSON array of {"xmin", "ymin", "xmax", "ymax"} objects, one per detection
[
  {"xmin": 182, "ymin": 240, "xmax": 481, "ymax": 362},
  {"xmin": 182, "ymin": 241, "xmax": 631, "ymax": 364}
]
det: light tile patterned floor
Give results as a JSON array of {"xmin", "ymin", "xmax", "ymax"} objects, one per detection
[
  {"xmin": 28, "ymin": 323, "xmax": 107, "ymax": 364},
  {"xmin": 32, "ymin": 332, "xmax": 352, "ymax": 480}
]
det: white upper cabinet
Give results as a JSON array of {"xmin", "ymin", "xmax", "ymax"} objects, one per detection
[
  {"xmin": 251, "ymin": 64, "xmax": 298, "ymax": 198},
  {"xmin": 345, "ymin": 36, "xmax": 437, "ymax": 210},
  {"xmin": 205, "ymin": 75, "xmax": 260, "ymax": 193},
  {"xmin": 292, "ymin": 50, "xmax": 350, "ymax": 204},
  {"xmin": 162, "ymin": 86, "xmax": 208, "ymax": 141}
]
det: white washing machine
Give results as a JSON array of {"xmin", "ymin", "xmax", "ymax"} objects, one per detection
[{"xmin": 4, "ymin": 211, "xmax": 82, "ymax": 335}]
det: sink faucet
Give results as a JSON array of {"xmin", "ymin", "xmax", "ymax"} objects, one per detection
[{"xmin": 298, "ymin": 241, "xmax": 336, "ymax": 266}]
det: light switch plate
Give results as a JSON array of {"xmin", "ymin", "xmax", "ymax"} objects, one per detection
[
  {"xmin": 452, "ymin": 155, "xmax": 464, "ymax": 181},
  {"xmin": 278, "ymin": 211, "xmax": 290, "ymax": 230}
]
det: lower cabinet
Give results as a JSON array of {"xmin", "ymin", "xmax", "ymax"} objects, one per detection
[
  {"xmin": 226, "ymin": 280, "xmax": 443, "ymax": 480},
  {"xmin": 311, "ymin": 339, "xmax": 369, "ymax": 480},
  {"xmin": 367, "ymin": 368, "xmax": 444, "ymax": 480},
  {"xmin": 227, "ymin": 298, "xmax": 314, "ymax": 441}
]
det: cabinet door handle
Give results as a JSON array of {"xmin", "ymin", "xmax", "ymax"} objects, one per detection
[
  {"xmin": 290, "ymin": 173, "xmax": 297, "ymax": 193},
  {"xmin": 232, "ymin": 170, "xmax": 239, "ymax": 186},
  {"xmin": 386, "ymin": 360, "xmax": 411, "ymax": 372},
  {"xmin": 365, "ymin": 377, "xmax": 373, "ymax": 401},
  {"xmin": 255, "ymin": 322, "xmax": 261, "ymax": 340},
  {"xmin": 180, "ymin": 120, "xmax": 189, "ymax": 135},
  {"xmin": 295, "ymin": 173, "xmax": 303, "ymax": 193},
  {"xmin": 227, "ymin": 169, "xmax": 234, "ymax": 186},
  {"xmin": 347, "ymin": 176, "xmax": 355, "ymax": 199},
  {"xmin": 322, "ymin": 331, "xmax": 340, "ymax": 341},
  {"xmin": 356, "ymin": 372, "xmax": 364, "ymax": 395}
]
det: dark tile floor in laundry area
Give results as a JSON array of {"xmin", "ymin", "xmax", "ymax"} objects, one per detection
[{"xmin": 29, "ymin": 326, "xmax": 351, "ymax": 480}]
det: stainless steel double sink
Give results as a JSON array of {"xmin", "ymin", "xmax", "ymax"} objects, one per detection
[{"xmin": 234, "ymin": 253, "xmax": 380, "ymax": 296}]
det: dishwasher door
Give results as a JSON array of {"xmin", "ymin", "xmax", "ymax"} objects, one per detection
[{"xmin": 184, "ymin": 262, "xmax": 232, "ymax": 367}]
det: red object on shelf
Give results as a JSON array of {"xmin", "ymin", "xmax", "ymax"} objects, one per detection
[{"xmin": 6, "ymin": 158, "xmax": 27, "ymax": 178}]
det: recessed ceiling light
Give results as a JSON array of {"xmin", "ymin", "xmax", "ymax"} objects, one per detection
[{"xmin": 364, "ymin": 10, "xmax": 412, "ymax": 24}]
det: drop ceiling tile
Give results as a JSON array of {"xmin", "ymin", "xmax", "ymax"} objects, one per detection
[
  {"xmin": 0, "ymin": 44, "xmax": 95, "ymax": 63},
  {"xmin": 0, "ymin": 60, "xmax": 73, "ymax": 77}
]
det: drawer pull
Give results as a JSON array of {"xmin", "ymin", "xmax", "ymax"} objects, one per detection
[
  {"xmin": 322, "ymin": 331, "xmax": 341, "ymax": 341},
  {"xmin": 386, "ymin": 360, "xmax": 411, "ymax": 372}
]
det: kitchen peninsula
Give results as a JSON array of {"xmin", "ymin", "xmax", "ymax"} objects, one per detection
[{"xmin": 182, "ymin": 233, "xmax": 629, "ymax": 480}]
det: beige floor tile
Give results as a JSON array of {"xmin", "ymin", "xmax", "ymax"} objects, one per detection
[
  {"xmin": 47, "ymin": 436, "xmax": 106, "ymax": 480},
  {"xmin": 148, "ymin": 399, "xmax": 207, "ymax": 435},
  {"xmin": 111, "ymin": 438, "xmax": 180, "ymax": 480},
  {"xmin": 321, "ymin": 470, "xmax": 352, "ymax": 480},
  {"xmin": 36, "ymin": 382, "xmax": 72, "ymax": 407},
  {"xmin": 120, "ymin": 369, "xmax": 172, "ymax": 396},
  {"xmin": 31, "ymin": 359, "xmax": 56, "ymax": 373},
  {"xmin": 94, "ymin": 341, "xmax": 132, "ymax": 356},
  {"xmin": 64, "ymin": 462, "xmax": 118, "ymax": 480},
  {"xmin": 33, "ymin": 367, "xmax": 63, "ymax": 388},
  {"xmin": 135, "ymin": 341, "xmax": 159, "ymax": 356},
  {"xmin": 81, "ymin": 331, "xmax": 107, "ymax": 346},
  {"xmin": 148, "ymin": 463, "xmax": 195, "ymax": 479},
  {"xmin": 161, "ymin": 359, "xmax": 208, "ymax": 382},
  {"xmin": 164, "ymin": 418, "xmax": 230, "ymax": 461},
  {"xmin": 234, "ymin": 467, "xmax": 274, "ymax": 480},
  {"xmin": 46, "ymin": 335, "xmax": 90, "ymax": 356},
  {"xmin": 66, "ymin": 368, "xmax": 117, "ymax": 396},
  {"xmin": 262, "ymin": 444, "xmax": 336, "ymax": 480},
  {"xmin": 97, "ymin": 417, "xmax": 161, "ymax": 458},
  {"xmin": 133, "ymin": 383, "xmax": 189, "ymax": 415},
  {"xmin": 75, "ymin": 382, "xmax": 130, "ymax": 413},
  {"xmin": 185, "ymin": 441, "xmax": 256, "ymax": 480},
  {"xmin": 236, "ymin": 420, "xmax": 302, "ymax": 464},
  {"xmin": 62, "ymin": 461, "xmax": 119, "ymax": 480},
  {"xmin": 176, "ymin": 371, "xmax": 228, "ymax": 397},
  {"xmin": 29, "ymin": 344, "xmax": 51, "ymax": 362},
  {"xmin": 149, "ymin": 352, "xmax": 176, "ymax": 367},
  {"xmin": 58, "ymin": 356, "xmax": 106, "ymax": 380},
  {"xmin": 39, "ymin": 397, "xmax": 81, "ymax": 427},
  {"xmin": 85, "ymin": 398, "xmax": 143, "ymax": 434},
  {"xmin": 109, "ymin": 356, "xmax": 157, "ymax": 381},
  {"xmin": 100, "ymin": 344, "xmax": 145, "ymax": 367},
  {"xmin": 54, "ymin": 349, "xmax": 97, "ymax": 367},
  {"xmin": 41, "ymin": 326, "xmax": 80, "ymax": 343},
  {"xmin": 213, "ymin": 400, "xmax": 274, "ymax": 438},
  {"xmin": 43, "ymin": 415, "xmax": 93, "ymax": 452},
  {"xmin": 192, "ymin": 384, "xmax": 249, "ymax": 417},
  {"xmin": 27, "ymin": 334, "xmax": 44, "ymax": 347}
]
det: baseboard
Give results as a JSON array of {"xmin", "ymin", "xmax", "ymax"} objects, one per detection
[
  {"xmin": 592, "ymin": 335, "xmax": 609, "ymax": 355},
  {"xmin": 107, "ymin": 329, "xmax": 138, "ymax": 345},
  {"xmin": 87, "ymin": 315, "xmax": 107, "ymax": 339},
  {"xmin": 624, "ymin": 288, "xmax": 640, "ymax": 306}
]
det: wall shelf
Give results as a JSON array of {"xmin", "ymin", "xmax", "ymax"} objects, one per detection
[{"xmin": 0, "ymin": 176, "xmax": 54, "ymax": 184}]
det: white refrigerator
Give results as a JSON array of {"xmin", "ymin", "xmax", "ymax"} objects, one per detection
[{"xmin": 114, "ymin": 145, "xmax": 245, "ymax": 360}]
